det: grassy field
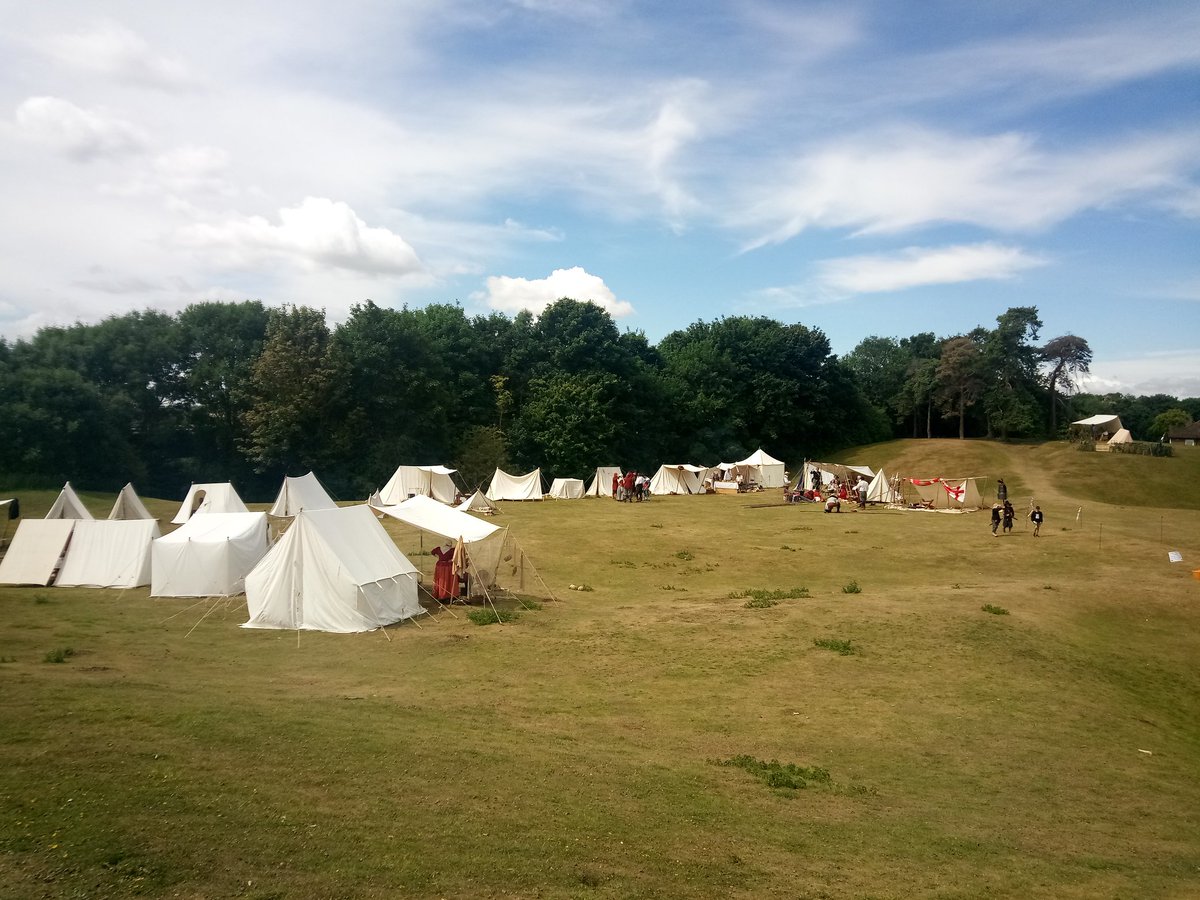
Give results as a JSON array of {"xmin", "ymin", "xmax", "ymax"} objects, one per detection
[{"xmin": 2, "ymin": 440, "xmax": 1199, "ymax": 899}]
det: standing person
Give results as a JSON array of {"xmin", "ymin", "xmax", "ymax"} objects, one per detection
[
  {"xmin": 622, "ymin": 471, "xmax": 636, "ymax": 502},
  {"xmin": 996, "ymin": 478, "xmax": 1008, "ymax": 502},
  {"xmin": 1030, "ymin": 505, "xmax": 1044, "ymax": 537},
  {"xmin": 611, "ymin": 472, "xmax": 619, "ymax": 500},
  {"xmin": 811, "ymin": 468, "xmax": 821, "ymax": 492},
  {"xmin": 856, "ymin": 476, "xmax": 869, "ymax": 508},
  {"xmin": 990, "ymin": 503, "xmax": 1002, "ymax": 536},
  {"xmin": 1002, "ymin": 500, "xmax": 1015, "ymax": 534}
]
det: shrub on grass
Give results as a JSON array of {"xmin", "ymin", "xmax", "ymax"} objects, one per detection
[
  {"xmin": 466, "ymin": 609, "xmax": 518, "ymax": 626},
  {"xmin": 44, "ymin": 647, "xmax": 75, "ymax": 664},
  {"xmin": 717, "ymin": 755, "xmax": 832, "ymax": 791},
  {"xmin": 813, "ymin": 638, "xmax": 855, "ymax": 656},
  {"xmin": 982, "ymin": 604, "xmax": 1009, "ymax": 615},
  {"xmin": 842, "ymin": 580, "xmax": 861, "ymax": 594},
  {"xmin": 728, "ymin": 587, "xmax": 810, "ymax": 602},
  {"xmin": 674, "ymin": 549, "xmax": 694, "ymax": 561}
]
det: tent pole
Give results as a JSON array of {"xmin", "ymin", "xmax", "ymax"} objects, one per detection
[
  {"xmin": 519, "ymin": 547, "xmax": 560, "ymax": 604},
  {"xmin": 159, "ymin": 595, "xmax": 216, "ymax": 625},
  {"xmin": 185, "ymin": 596, "xmax": 225, "ymax": 638}
]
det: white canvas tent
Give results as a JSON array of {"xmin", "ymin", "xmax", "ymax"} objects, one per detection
[
  {"xmin": 584, "ymin": 467, "xmax": 622, "ymax": 497},
  {"xmin": 379, "ymin": 465, "xmax": 459, "ymax": 505},
  {"xmin": 244, "ymin": 505, "xmax": 422, "ymax": 633},
  {"xmin": 55, "ymin": 519, "xmax": 160, "ymax": 588},
  {"xmin": 731, "ymin": 449, "xmax": 787, "ymax": 488},
  {"xmin": 375, "ymin": 494, "xmax": 506, "ymax": 590},
  {"xmin": 0, "ymin": 519, "xmax": 76, "ymax": 585},
  {"xmin": 151, "ymin": 512, "xmax": 269, "ymax": 597},
  {"xmin": 108, "ymin": 483, "xmax": 154, "ymax": 520},
  {"xmin": 45, "ymin": 482, "xmax": 94, "ymax": 520},
  {"xmin": 269, "ymin": 472, "xmax": 336, "ymax": 517},
  {"xmin": 799, "ymin": 462, "xmax": 875, "ymax": 492},
  {"xmin": 548, "ymin": 477, "xmax": 585, "ymax": 499},
  {"xmin": 865, "ymin": 469, "xmax": 900, "ymax": 505},
  {"xmin": 486, "ymin": 468, "xmax": 544, "ymax": 501},
  {"xmin": 649, "ymin": 464, "xmax": 706, "ymax": 495},
  {"xmin": 906, "ymin": 477, "xmax": 984, "ymax": 510},
  {"xmin": 456, "ymin": 490, "xmax": 498, "ymax": 515},
  {"xmin": 171, "ymin": 483, "xmax": 249, "ymax": 525}
]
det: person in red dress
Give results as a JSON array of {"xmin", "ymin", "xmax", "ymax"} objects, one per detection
[
  {"xmin": 612, "ymin": 472, "xmax": 619, "ymax": 499},
  {"xmin": 431, "ymin": 545, "xmax": 459, "ymax": 600}
]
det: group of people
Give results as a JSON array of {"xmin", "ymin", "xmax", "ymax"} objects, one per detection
[
  {"xmin": 785, "ymin": 471, "xmax": 870, "ymax": 512},
  {"xmin": 991, "ymin": 479, "xmax": 1044, "ymax": 536},
  {"xmin": 612, "ymin": 471, "xmax": 650, "ymax": 502}
]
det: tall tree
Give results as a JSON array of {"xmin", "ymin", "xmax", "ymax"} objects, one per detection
[
  {"xmin": 981, "ymin": 307, "xmax": 1043, "ymax": 439},
  {"xmin": 936, "ymin": 337, "xmax": 985, "ymax": 439},
  {"xmin": 1041, "ymin": 335, "xmax": 1093, "ymax": 435}
]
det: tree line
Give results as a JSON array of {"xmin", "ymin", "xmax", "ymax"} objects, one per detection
[{"xmin": 0, "ymin": 299, "xmax": 1195, "ymax": 502}]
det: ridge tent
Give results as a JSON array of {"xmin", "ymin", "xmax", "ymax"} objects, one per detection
[
  {"xmin": 548, "ymin": 477, "xmax": 585, "ymax": 500},
  {"xmin": 456, "ymin": 490, "xmax": 498, "ymax": 515},
  {"xmin": 269, "ymin": 472, "xmax": 336, "ymax": 517},
  {"xmin": 649, "ymin": 464, "xmax": 706, "ymax": 495},
  {"xmin": 244, "ymin": 505, "xmax": 423, "ymax": 633},
  {"xmin": 865, "ymin": 469, "xmax": 900, "ymax": 505},
  {"xmin": 379, "ymin": 465, "xmax": 459, "ymax": 505},
  {"xmin": 55, "ymin": 519, "xmax": 160, "ymax": 588},
  {"xmin": 171, "ymin": 483, "xmax": 249, "ymax": 525},
  {"xmin": 732, "ymin": 449, "xmax": 788, "ymax": 488},
  {"xmin": 375, "ymin": 494, "xmax": 506, "ymax": 591},
  {"xmin": 45, "ymin": 482, "xmax": 94, "ymax": 520},
  {"xmin": 0, "ymin": 520, "xmax": 76, "ymax": 585},
  {"xmin": 151, "ymin": 512, "xmax": 269, "ymax": 597},
  {"xmin": 108, "ymin": 483, "xmax": 154, "ymax": 520},
  {"xmin": 584, "ymin": 467, "xmax": 622, "ymax": 497},
  {"xmin": 906, "ymin": 477, "xmax": 984, "ymax": 510},
  {"xmin": 486, "ymin": 468, "xmax": 544, "ymax": 501}
]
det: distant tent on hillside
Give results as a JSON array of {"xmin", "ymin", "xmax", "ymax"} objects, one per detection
[
  {"xmin": 45, "ymin": 482, "xmax": 94, "ymax": 520},
  {"xmin": 584, "ymin": 467, "xmax": 622, "ymax": 497},
  {"xmin": 244, "ymin": 505, "xmax": 423, "ymax": 633},
  {"xmin": 55, "ymin": 519, "xmax": 160, "ymax": 588},
  {"xmin": 269, "ymin": 472, "xmax": 336, "ymax": 517},
  {"xmin": 171, "ymin": 482, "xmax": 249, "ymax": 525},
  {"xmin": 151, "ymin": 512, "xmax": 269, "ymax": 597},
  {"xmin": 456, "ymin": 490, "xmax": 498, "ymax": 515},
  {"xmin": 108, "ymin": 483, "xmax": 154, "ymax": 520},
  {"xmin": 486, "ymin": 468, "xmax": 544, "ymax": 501},
  {"xmin": 1070, "ymin": 414, "xmax": 1129, "ymax": 451},
  {"xmin": 0, "ymin": 520, "xmax": 76, "ymax": 585},
  {"xmin": 379, "ymin": 465, "xmax": 459, "ymax": 505},
  {"xmin": 548, "ymin": 477, "xmax": 585, "ymax": 499}
]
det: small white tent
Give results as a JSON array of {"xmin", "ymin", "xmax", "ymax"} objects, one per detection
[
  {"xmin": 486, "ymin": 468, "xmax": 544, "ymax": 501},
  {"xmin": 0, "ymin": 520, "xmax": 76, "ymax": 585},
  {"xmin": 865, "ymin": 469, "xmax": 900, "ymax": 505},
  {"xmin": 548, "ymin": 477, "xmax": 585, "ymax": 499},
  {"xmin": 151, "ymin": 512, "xmax": 269, "ymax": 597},
  {"xmin": 45, "ymin": 482, "xmax": 94, "ymax": 520},
  {"xmin": 732, "ymin": 449, "xmax": 788, "ymax": 488},
  {"xmin": 56, "ymin": 519, "xmax": 160, "ymax": 588},
  {"xmin": 108, "ymin": 483, "xmax": 154, "ymax": 520},
  {"xmin": 244, "ymin": 505, "xmax": 422, "ymax": 633},
  {"xmin": 379, "ymin": 465, "xmax": 459, "ymax": 505},
  {"xmin": 269, "ymin": 472, "xmax": 336, "ymax": 517},
  {"xmin": 171, "ymin": 483, "xmax": 250, "ymax": 525},
  {"xmin": 584, "ymin": 467, "xmax": 622, "ymax": 497},
  {"xmin": 456, "ymin": 490, "xmax": 498, "ymax": 515},
  {"xmin": 649, "ymin": 464, "xmax": 705, "ymax": 495}
]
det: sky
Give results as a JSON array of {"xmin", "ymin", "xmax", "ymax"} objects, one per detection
[{"xmin": 2, "ymin": 1, "xmax": 1198, "ymax": 398}]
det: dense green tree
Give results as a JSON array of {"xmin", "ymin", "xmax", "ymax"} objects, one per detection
[
  {"xmin": 511, "ymin": 373, "xmax": 623, "ymax": 478},
  {"xmin": 980, "ymin": 307, "xmax": 1043, "ymax": 438},
  {"xmin": 937, "ymin": 337, "xmax": 985, "ymax": 439},
  {"xmin": 1041, "ymin": 334, "xmax": 1092, "ymax": 435},
  {"xmin": 454, "ymin": 425, "xmax": 510, "ymax": 491},
  {"xmin": 1148, "ymin": 408, "xmax": 1192, "ymax": 440},
  {"xmin": 844, "ymin": 336, "xmax": 910, "ymax": 428}
]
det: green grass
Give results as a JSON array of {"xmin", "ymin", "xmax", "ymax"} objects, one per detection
[
  {"xmin": 813, "ymin": 637, "xmax": 857, "ymax": 655},
  {"xmin": 2, "ymin": 440, "xmax": 1199, "ymax": 898}
]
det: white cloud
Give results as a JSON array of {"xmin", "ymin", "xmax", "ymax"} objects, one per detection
[
  {"xmin": 477, "ymin": 266, "xmax": 633, "ymax": 317},
  {"xmin": 36, "ymin": 23, "xmax": 194, "ymax": 90},
  {"xmin": 817, "ymin": 243, "xmax": 1045, "ymax": 294},
  {"xmin": 177, "ymin": 197, "xmax": 422, "ymax": 276},
  {"xmin": 1079, "ymin": 350, "xmax": 1200, "ymax": 399},
  {"xmin": 738, "ymin": 128, "xmax": 1200, "ymax": 247},
  {"xmin": 14, "ymin": 96, "xmax": 148, "ymax": 161}
]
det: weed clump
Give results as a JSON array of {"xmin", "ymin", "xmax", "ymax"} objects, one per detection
[
  {"xmin": 982, "ymin": 603, "xmax": 1009, "ymax": 615},
  {"xmin": 842, "ymin": 580, "xmax": 862, "ymax": 594},
  {"xmin": 674, "ymin": 549, "xmax": 694, "ymax": 561},
  {"xmin": 466, "ymin": 609, "xmax": 518, "ymax": 626},
  {"xmin": 729, "ymin": 587, "xmax": 809, "ymax": 602},
  {"xmin": 717, "ymin": 755, "xmax": 832, "ymax": 791},
  {"xmin": 814, "ymin": 638, "xmax": 855, "ymax": 656},
  {"xmin": 44, "ymin": 647, "xmax": 75, "ymax": 664}
]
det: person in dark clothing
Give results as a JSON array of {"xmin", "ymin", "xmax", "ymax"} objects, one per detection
[
  {"xmin": 996, "ymin": 478, "xmax": 1007, "ymax": 502},
  {"xmin": 1030, "ymin": 505, "xmax": 1044, "ymax": 537},
  {"xmin": 990, "ymin": 504, "xmax": 1002, "ymax": 536},
  {"xmin": 1002, "ymin": 500, "xmax": 1015, "ymax": 533}
]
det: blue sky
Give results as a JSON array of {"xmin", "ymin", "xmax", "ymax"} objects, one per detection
[{"xmin": 2, "ymin": 1, "xmax": 1198, "ymax": 396}]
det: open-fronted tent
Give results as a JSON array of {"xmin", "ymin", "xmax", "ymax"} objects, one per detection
[
  {"xmin": 0, "ymin": 520, "xmax": 76, "ymax": 586},
  {"xmin": 456, "ymin": 490, "xmax": 498, "ymax": 515},
  {"xmin": 244, "ymin": 505, "xmax": 422, "ymax": 633},
  {"xmin": 905, "ymin": 477, "xmax": 985, "ymax": 510},
  {"xmin": 584, "ymin": 467, "xmax": 622, "ymax": 497},
  {"xmin": 269, "ymin": 472, "xmax": 336, "ymax": 517},
  {"xmin": 151, "ymin": 512, "xmax": 269, "ymax": 597},
  {"xmin": 548, "ymin": 477, "xmax": 585, "ymax": 500},
  {"xmin": 56, "ymin": 519, "xmax": 160, "ymax": 588},
  {"xmin": 379, "ymin": 465, "xmax": 459, "ymax": 505},
  {"xmin": 108, "ymin": 483, "xmax": 154, "ymax": 520},
  {"xmin": 171, "ymin": 483, "xmax": 249, "ymax": 525},
  {"xmin": 730, "ymin": 449, "xmax": 788, "ymax": 488},
  {"xmin": 865, "ymin": 469, "xmax": 901, "ymax": 505},
  {"xmin": 649, "ymin": 464, "xmax": 707, "ymax": 495},
  {"xmin": 799, "ymin": 461, "xmax": 875, "ymax": 492},
  {"xmin": 45, "ymin": 482, "xmax": 94, "ymax": 520},
  {"xmin": 486, "ymin": 468, "xmax": 544, "ymax": 501},
  {"xmin": 375, "ymin": 495, "xmax": 505, "ymax": 591}
]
